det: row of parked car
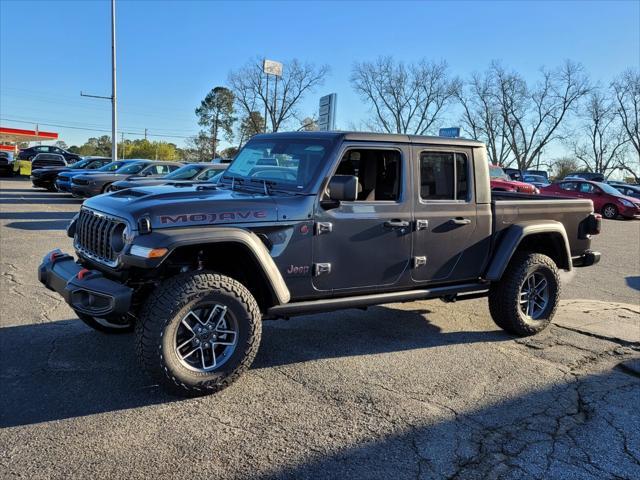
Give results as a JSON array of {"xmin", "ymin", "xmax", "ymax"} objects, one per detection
[
  {"xmin": 27, "ymin": 154, "xmax": 228, "ymax": 198},
  {"xmin": 490, "ymin": 165, "xmax": 640, "ymax": 219}
]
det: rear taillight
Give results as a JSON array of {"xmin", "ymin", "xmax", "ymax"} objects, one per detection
[{"xmin": 579, "ymin": 213, "xmax": 601, "ymax": 238}]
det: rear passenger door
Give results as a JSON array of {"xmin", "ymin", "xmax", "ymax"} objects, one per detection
[{"xmin": 411, "ymin": 147, "xmax": 486, "ymax": 283}]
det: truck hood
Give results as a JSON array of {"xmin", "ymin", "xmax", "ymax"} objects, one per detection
[{"xmin": 82, "ymin": 184, "xmax": 284, "ymax": 230}]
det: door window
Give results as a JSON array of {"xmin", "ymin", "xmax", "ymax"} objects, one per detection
[
  {"xmin": 333, "ymin": 149, "xmax": 401, "ymax": 201},
  {"xmin": 578, "ymin": 183, "xmax": 600, "ymax": 194},
  {"xmin": 420, "ymin": 152, "xmax": 468, "ymax": 201},
  {"xmin": 560, "ymin": 182, "xmax": 578, "ymax": 191}
]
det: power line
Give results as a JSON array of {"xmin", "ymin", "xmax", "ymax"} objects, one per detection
[{"xmin": 0, "ymin": 116, "xmax": 197, "ymax": 139}]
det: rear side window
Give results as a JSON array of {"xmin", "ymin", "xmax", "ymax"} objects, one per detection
[{"xmin": 420, "ymin": 151, "xmax": 468, "ymax": 201}]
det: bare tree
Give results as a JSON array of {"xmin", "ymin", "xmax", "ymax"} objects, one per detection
[
  {"xmin": 350, "ymin": 57, "xmax": 459, "ymax": 135},
  {"xmin": 456, "ymin": 70, "xmax": 512, "ymax": 165},
  {"xmin": 298, "ymin": 116, "xmax": 318, "ymax": 131},
  {"xmin": 228, "ymin": 58, "xmax": 329, "ymax": 133},
  {"xmin": 570, "ymin": 90, "xmax": 628, "ymax": 178},
  {"xmin": 612, "ymin": 69, "xmax": 640, "ymax": 181},
  {"xmin": 493, "ymin": 60, "xmax": 590, "ymax": 170},
  {"xmin": 550, "ymin": 156, "xmax": 580, "ymax": 180}
]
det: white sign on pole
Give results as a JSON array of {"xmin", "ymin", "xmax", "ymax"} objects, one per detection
[
  {"xmin": 318, "ymin": 93, "xmax": 337, "ymax": 131},
  {"xmin": 263, "ymin": 59, "xmax": 283, "ymax": 77}
]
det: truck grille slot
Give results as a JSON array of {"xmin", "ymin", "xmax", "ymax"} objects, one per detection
[
  {"xmin": 75, "ymin": 209, "xmax": 124, "ymax": 266},
  {"xmin": 32, "ymin": 158, "xmax": 66, "ymax": 169}
]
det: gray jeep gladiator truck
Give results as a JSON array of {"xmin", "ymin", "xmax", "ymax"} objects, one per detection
[{"xmin": 39, "ymin": 132, "xmax": 601, "ymax": 396}]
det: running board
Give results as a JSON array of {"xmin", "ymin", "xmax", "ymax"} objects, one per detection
[{"xmin": 266, "ymin": 283, "xmax": 489, "ymax": 318}]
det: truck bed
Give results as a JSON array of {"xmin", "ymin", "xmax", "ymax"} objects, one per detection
[{"xmin": 491, "ymin": 191, "xmax": 594, "ymax": 256}]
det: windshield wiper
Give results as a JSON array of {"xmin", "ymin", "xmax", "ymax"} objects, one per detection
[
  {"xmin": 220, "ymin": 174, "xmax": 246, "ymax": 191},
  {"xmin": 250, "ymin": 178, "xmax": 277, "ymax": 195}
]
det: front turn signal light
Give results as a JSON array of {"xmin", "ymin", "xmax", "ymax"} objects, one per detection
[{"xmin": 130, "ymin": 245, "xmax": 168, "ymax": 259}]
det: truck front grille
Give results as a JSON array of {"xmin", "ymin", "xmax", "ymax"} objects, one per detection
[{"xmin": 75, "ymin": 209, "xmax": 126, "ymax": 267}]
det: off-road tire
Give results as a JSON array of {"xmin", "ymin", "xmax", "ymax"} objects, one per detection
[
  {"xmin": 77, "ymin": 312, "xmax": 135, "ymax": 333},
  {"xmin": 136, "ymin": 272, "xmax": 261, "ymax": 396},
  {"xmin": 488, "ymin": 252, "xmax": 560, "ymax": 336},
  {"xmin": 601, "ymin": 204, "xmax": 618, "ymax": 219}
]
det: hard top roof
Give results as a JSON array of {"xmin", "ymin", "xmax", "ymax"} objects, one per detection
[{"xmin": 251, "ymin": 130, "xmax": 485, "ymax": 148}]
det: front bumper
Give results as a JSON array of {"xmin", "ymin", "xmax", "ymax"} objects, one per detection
[
  {"xmin": 38, "ymin": 249, "xmax": 133, "ymax": 318},
  {"xmin": 31, "ymin": 176, "xmax": 53, "ymax": 188},
  {"xmin": 56, "ymin": 179, "xmax": 72, "ymax": 192},
  {"xmin": 71, "ymin": 183, "xmax": 102, "ymax": 198},
  {"xmin": 619, "ymin": 205, "xmax": 640, "ymax": 218},
  {"xmin": 572, "ymin": 250, "xmax": 601, "ymax": 268}
]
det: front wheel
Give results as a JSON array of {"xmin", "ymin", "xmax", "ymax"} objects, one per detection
[
  {"xmin": 488, "ymin": 252, "xmax": 560, "ymax": 336},
  {"xmin": 136, "ymin": 272, "xmax": 261, "ymax": 396},
  {"xmin": 601, "ymin": 204, "xmax": 618, "ymax": 219}
]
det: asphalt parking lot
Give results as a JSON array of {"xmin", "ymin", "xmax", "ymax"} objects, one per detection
[{"xmin": 1, "ymin": 176, "xmax": 639, "ymax": 480}]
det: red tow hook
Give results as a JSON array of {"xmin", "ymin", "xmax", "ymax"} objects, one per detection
[
  {"xmin": 77, "ymin": 268, "xmax": 90, "ymax": 280},
  {"xmin": 49, "ymin": 251, "xmax": 61, "ymax": 262}
]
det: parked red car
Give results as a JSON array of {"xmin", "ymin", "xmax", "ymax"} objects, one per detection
[
  {"xmin": 489, "ymin": 165, "xmax": 538, "ymax": 194},
  {"xmin": 542, "ymin": 179, "xmax": 640, "ymax": 219}
]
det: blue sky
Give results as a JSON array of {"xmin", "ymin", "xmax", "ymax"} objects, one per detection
[{"xmin": 1, "ymin": 0, "xmax": 639, "ymax": 150}]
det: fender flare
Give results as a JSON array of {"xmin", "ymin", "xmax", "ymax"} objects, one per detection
[
  {"xmin": 125, "ymin": 226, "xmax": 291, "ymax": 305},
  {"xmin": 485, "ymin": 221, "xmax": 572, "ymax": 281}
]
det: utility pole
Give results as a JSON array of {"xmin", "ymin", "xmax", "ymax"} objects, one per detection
[
  {"xmin": 144, "ymin": 128, "xmax": 148, "ymax": 141},
  {"xmin": 120, "ymin": 132, "xmax": 125, "ymax": 159},
  {"xmin": 80, "ymin": 0, "xmax": 118, "ymax": 160}
]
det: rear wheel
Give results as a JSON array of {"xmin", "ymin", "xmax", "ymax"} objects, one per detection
[
  {"xmin": 601, "ymin": 204, "xmax": 618, "ymax": 219},
  {"xmin": 77, "ymin": 312, "xmax": 135, "ymax": 333},
  {"xmin": 489, "ymin": 252, "xmax": 560, "ymax": 336},
  {"xmin": 136, "ymin": 272, "xmax": 261, "ymax": 396},
  {"xmin": 103, "ymin": 183, "xmax": 114, "ymax": 193}
]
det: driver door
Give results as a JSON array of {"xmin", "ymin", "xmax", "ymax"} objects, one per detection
[{"xmin": 312, "ymin": 144, "xmax": 412, "ymax": 292}]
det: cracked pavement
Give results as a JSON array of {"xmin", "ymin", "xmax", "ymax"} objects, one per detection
[{"xmin": 1, "ymin": 177, "xmax": 639, "ymax": 479}]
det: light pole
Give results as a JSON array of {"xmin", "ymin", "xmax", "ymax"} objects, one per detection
[
  {"xmin": 110, "ymin": 0, "xmax": 117, "ymax": 162},
  {"xmin": 80, "ymin": 0, "xmax": 117, "ymax": 160}
]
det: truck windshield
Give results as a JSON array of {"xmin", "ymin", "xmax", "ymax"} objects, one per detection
[
  {"xmin": 489, "ymin": 166, "xmax": 509, "ymax": 180},
  {"xmin": 221, "ymin": 138, "xmax": 334, "ymax": 191}
]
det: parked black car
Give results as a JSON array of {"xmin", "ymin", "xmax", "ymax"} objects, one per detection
[
  {"xmin": 31, "ymin": 157, "xmax": 112, "ymax": 191},
  {"xmin": 70, "ymin": 159, "xmax": 181, "ymax": 197},
  {"xmin": 564, "ymin": 172, "xmax": 605, "ymax": 182},
  {"xmin": 30, "ymin": 153, "xmax": 67, "ymax": 170},
  {"xmin": 524, "ymin": 169, "xmax": 549, "ymax": 180},
  {"xmin": 109, "ymin": 163, "xmax": 227, "ymax": 191},
  {"xmin": 18, "ymin": 145, "xmax": 81, "ymax": 163},
  {"xmin": 0, "ymin": 151, "xmax": 15, "ymax": 176},
  {"xmin": 504, "ymin": 167, "xmax": 523, "ymax": 181}
]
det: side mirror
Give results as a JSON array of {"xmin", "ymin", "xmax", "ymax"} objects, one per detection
[{"xmin": 328, "ymin": 175, "xmax": 358, "ymax": 202}]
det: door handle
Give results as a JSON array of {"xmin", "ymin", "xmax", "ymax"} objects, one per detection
[
  {"xmin": 450, "ymin": 217, "xmax": 471, "ymax": 225},
  {"xmin": 384, "ymin": 220, "xmax": 410, "ymax": 229}
]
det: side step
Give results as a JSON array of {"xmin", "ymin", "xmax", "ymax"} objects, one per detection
[{"xmin": 266, "ymin": 283, "xmax": 489, "ymax": 318}]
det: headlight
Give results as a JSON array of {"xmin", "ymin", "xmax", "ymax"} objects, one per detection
[
  {"xmin": 620, "ymin": 199, "xmax": 634, "ymax": 207},
  {"xmin": 111, "ymin": 224, "xmax": 128, "ymax": 252}
]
